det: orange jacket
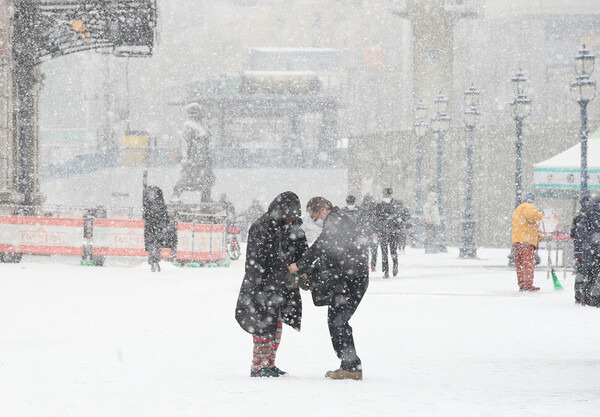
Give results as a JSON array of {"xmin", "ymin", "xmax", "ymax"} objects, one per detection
[{"xmin": 511, "ymin": 202, "xmax": 544, "ymax": 246}]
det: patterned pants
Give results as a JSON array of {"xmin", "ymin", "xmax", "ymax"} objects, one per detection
[
  {"xmin": 251, "ymin": 320, "xmax": 282, "ymax": 372},
  {"xmin": 513, "ymin": 242, "xmax": 535, "ymax": 290}
]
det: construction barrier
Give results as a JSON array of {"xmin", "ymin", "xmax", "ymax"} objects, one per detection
[
  {"xmin": 0, "ymin": 214, "xmax": 226, "ymax": 265},
  {"xmin": 0, "ymin": 215, "xmax": 84, "ymax": 256}
]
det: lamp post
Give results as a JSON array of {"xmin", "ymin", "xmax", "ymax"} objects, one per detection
[
  {"xmin": 412, "ymin": 100, "xmax": 428, "ymax": 247},
  {"xmin": 510, "ymin": 69, "xmax": 531, "ymax": 209},
  {"xmin": 570, "ymin": 44, "xmax": 596, "ymax": 200},
  {"xmin": 507, "ymin": 69, "xmax": 531, "ymax": 266},
  {"xmin": 431, "ymin": 92, "xmax": 450, "ymax": 253},
  {"xmin": 459, "ymin": 84, "xmax": 480, "ymax": 258}
]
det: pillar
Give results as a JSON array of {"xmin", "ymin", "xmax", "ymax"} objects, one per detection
[{"xmin": 0, "ymin": 0, "xmax": 22, "ymax": 206}]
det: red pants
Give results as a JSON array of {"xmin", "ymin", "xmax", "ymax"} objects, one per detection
[{"xmin": 513, "ymin": 242, "xmax": 535, "ymax": 289}]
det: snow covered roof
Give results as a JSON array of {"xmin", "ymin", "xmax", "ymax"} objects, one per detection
[{"xmin": 533, "ymin": 128, "xmax": 600, "ymax": 191}]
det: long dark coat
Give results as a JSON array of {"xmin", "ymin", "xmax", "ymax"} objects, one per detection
[
  {"xmin": 143, "ymin": 186, "xmax": 169, "ymax": 251},
  {"xmin": 575, "ymin": 196, "xmax": 600, "ymax": 274},
  {"xmin": 235, "ymin": 192, "xmax": 307, "ymax": 340}
]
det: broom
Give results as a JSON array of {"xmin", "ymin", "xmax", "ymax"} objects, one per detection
[{"xmin": 542, "ymin": 222, "xmax": 563, "ymax": 290}]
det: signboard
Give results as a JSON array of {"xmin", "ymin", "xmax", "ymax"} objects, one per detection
[
  {"xmin": 539, "ymin": 208, "xmax": 559, "ymax": 233},
  {"xmin": 534, "ymin": 167, "xmax": 600, "ymax": 191}
]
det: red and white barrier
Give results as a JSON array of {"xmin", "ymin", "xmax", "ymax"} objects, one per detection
[
  {"xmin": 92, "ymin": 219, "xmax": 147, "ymax": 257},
  {"xmin": 0, "ymin": 216, "xmax": 84, "ymax": 256},
  {"xmin": 0, "ymin": 215, "xmax": 226, "ymax": 263},
  {"xmin": 176, "ymin": 223, "xmax": 226, "ymax": 261}
]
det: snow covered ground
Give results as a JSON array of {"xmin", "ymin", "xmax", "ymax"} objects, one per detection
[{"xmin": 1, "ymin": 247, "xmax": 599, "ymax": 417}]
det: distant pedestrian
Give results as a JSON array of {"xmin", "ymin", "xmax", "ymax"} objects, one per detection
[
  {"xmin": 242, "ymin": 198, "xmax": 264, "ymax": 242},
  {"xmin": 397, "ymin": 204, "xmax": 411, "ymax": 253},
  {"xmin": 288, "ymin": 196, "xmax": 368, "ymax": 380},
  {"xmin": 375, "ymin": 188, "xmax": 404, "ymax": 278},
  {"xmin": 235, "ymin": 192, "xmax": 307, "ymax": 377},
  {"xmin": 341, "ymin": 195, "xmax": 360, "ymax": 223},
  {"xmin": 358, "ymin": 194, "xmax": 378, "ymax": 272},
  {"xmin": 511, "ymin": 192, "xmax": 544, "ymax": 291},
  {"xmin": 245, "ymin": 199, "xmax": 263, "ymax": 226},
  {"xmin": 571, "ymin": 195, "xmax": 592, "ymax": 304},
  {"xmin": 218, "ymin": 193, "xmax": 236, "ymax": 227},
  {"xmin": 422, "ymin": 190, "xmax": 440, "ymax": 254},
  {"xmin": 143, "ymin": 186, "xmax": 169, "ymax": 272},
  {"xmin": 573, "ymin": 195, "xmax": 600, "ymax": 306}
]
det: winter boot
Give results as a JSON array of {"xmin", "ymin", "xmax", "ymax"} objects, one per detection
[
  {"xmin": 250, "ymin": 368, "xmax": 281, "ymax": 377},
  {"xmin": 519, "ymin": 285, "xmax": 540, "ymax": 292},
  {"xmin": 325, "ymin": 368, "xmax": 363, "ymax": 380},
  {"xmin": 271, "ymin": 366, "xmax": 288, "ymax": 376}
]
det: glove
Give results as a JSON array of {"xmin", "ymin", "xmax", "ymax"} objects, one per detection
[{"xmin": 287, "ymin": 272, "xmax": 309, "ymax": 291}]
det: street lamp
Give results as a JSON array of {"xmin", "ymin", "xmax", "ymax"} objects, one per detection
[
  {"xmin": 570, "ymin": 44, "xmax": 596, "ymax": 200},
  {"xmin": 510, "ymin": 69, "xmax": 531, "ymax": 208},
  {"xmin": 507, "ymin": 69, "xmax": 531, "ymax": 266},
  {"xmin": 431, "ymin": 92, "xmax": 450, "ymax": 253},
  {"xmin": 459, "ymin": 84, "xmax": 480, "ymax": 258},
  {"xmin": 412, "ymin": 100, "xmax": 428, "ymax": 247}
]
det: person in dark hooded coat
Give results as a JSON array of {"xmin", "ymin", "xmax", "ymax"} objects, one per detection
[
  {"xmin": 235, "ymin": 191, "xmax": 308, "ymax": 377},
  {"xmin": 143, "ymin": 186, "xmax": 169, "ymax": 272},
  {"xmin": 574, "ymin": 195, "xmax": 600, "ymax": 306},
  {"xmin": 571, "ymin": 194, "xmax": 592, "ymax": 304}
]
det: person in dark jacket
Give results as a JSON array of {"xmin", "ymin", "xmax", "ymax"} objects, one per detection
[
  {"xmin": 358, "ymin": 194, "xmax": 378, "ymax": 273},
  {"xmin": 375, "ymin": 187, "xmax": 404, "ymax": 278},
  {"xmin": 341, "ymin": 194, "xmax": 360, "ymax": 223},
  {"xmin": 571, "ymin": 194, "xmax": 591, "ymax": 304},
  {"xmin": 288, "ymin": 196, "xmax": 368, "ymax": 380},
  {"xmin": 235, "ymin": 191, "xmax": 308, "ymax": 377},
  {"xmin": 143, "ymin": 186, "xmax": 169, "ymax": 272},
  {"xmin": 574, "ymin": 195, "xmax": 600, "ymax": 306},
  {"xmin": 242, "ymin": 198, "xmax": 264, "ymax": 242}
]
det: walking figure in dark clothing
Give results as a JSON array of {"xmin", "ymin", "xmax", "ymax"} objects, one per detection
[
  {"xmin": 572, "ymin": 195, "xmax": 600, "ymax": 306},
  {"xmin": 375, "ymin": 187, "xmax": 404, "ymax": 278},
  {"xmin": 289, "ymin": 196, "xmax": 368, "ymax": 380},
  {"xmin": 143, "ymin": 186, "xmax": 169, "ymax": 272},
  {"xmin": 358, "ymin": 194, "xmax": 378, "ymax": 273}
]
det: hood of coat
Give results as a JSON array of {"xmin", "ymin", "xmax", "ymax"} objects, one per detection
[
  {"xmin": 268, "ymin": 191, "xmax": 301, "ymax": 224},
  {"xmin": 144, "ymin": 186, "xmax": 165, "ymax": 206}
]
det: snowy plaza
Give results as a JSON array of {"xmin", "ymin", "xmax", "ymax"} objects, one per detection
[{"xmin": 1, "ymin": 247, "xmax": 598, "ymax": 417}]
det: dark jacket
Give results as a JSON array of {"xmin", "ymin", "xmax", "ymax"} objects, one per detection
[
  {"xmin": 235, "ymin": 192, "xmax": 306, "ymax": 340},
  {"xmin": 357, "ymin": 203, "xmax": 377, "ymax": 238},
  {"xmin": 375, "ymin": 198, "xmax": 407, "ymax": 238},
  {"xmin": 341, "ymin": 206, "xmax": 360, "ymax": 224},
  {"xmin": 296, "ymin": 207, "xmax": 368, "ymax": 305},
  {"xmin": 571, "ymin": 195, "xmax": 591, "ymax": 255},
  {"xmin": 575, "ymin": 196, "xmax": 600, "ymax": 273},
  {"xmin": 143, "ymin": 186, "xmax": 169, "ymax": 251}
]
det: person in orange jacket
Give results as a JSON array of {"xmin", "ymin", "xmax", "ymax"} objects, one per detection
[{"xmin": 511, "ymin": 193, "xmax": 545, "ymax": 291}]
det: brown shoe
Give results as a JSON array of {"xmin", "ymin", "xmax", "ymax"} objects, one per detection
[{"xmin": 325, "ymin": 368, "xmax": 363, "ymax": 380}]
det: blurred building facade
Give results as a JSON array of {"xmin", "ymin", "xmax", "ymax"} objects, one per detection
[{"xmin": 35, "ymin": 0, "xmax": 600, "ymax": 245}]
